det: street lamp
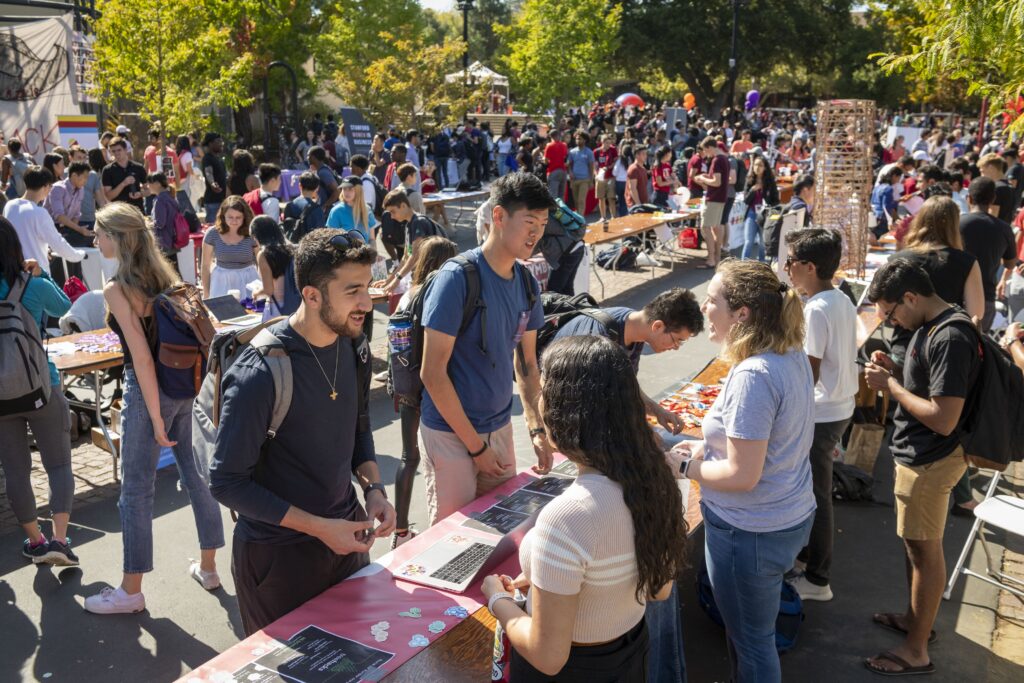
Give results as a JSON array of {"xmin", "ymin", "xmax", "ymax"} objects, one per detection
[
  {"xmin": 457, "ymin": 0, "xmax": 474, "ymax": 73},
  {"xmin": 728, "ymin": 0, "xmax": 740, "ymax": 111}
]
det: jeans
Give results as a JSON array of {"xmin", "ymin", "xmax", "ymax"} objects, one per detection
[
  {"xmin": 434, "ymin": 155, "xmax": 450, "ymax": 188},
  {"xmin": 548, "ymin": 169, "xmax": 567, "ymax": 203},
  {"xmin": 176, "ymin": 190, "xmax": 192, "ymax": 214},
  {"xmin": 798, "ymin": 418, "xmax": 850, "ymax": 586},
  {"xmin": 645, "ymin": 581, "xmax": 686, "ymax": 683},
  {"xmin": 616, "ymin": 180, "xmax": 628, "ymax": 217},
  {"xmin": 119, "ymin": 368, "xmax": 224, "ymax": 573},
  {"xmin": 457, "ymin": 158, "xmax": 470, "ymax": 184},
  {"xmin": 741, "ymin": 210, "xmax": 765, "ymax": 261},
  {"xmin": 496, "ymin": 153, "xmax": 509, "ymax": 176},
  {"xmin": 204, "ymin": 202, "xmax": 222, "ymax": 223},
  {"xmin": 703, "ymin": 503, "xmax": 813, "ymax": 683}
]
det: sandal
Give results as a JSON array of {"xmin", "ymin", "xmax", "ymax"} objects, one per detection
[
  {"xmin": 873, "ymin": 613, "xmax": 937, "ymax": 644},
  {"xmin": 864, "ymin": 651, "xmax": 935, "ymax": 676},
  {"xmin": 696, "ymin": 263, "xmax": 714, "ymax": 270}
]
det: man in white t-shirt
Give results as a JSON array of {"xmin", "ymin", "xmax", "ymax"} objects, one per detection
[
  {"xmin": 783, "ymin": 228, "xmax": 858, "ymax": 602},
  {"xmin": 4, "ymin": 165, "xmax": 83, "ymax": 275}
]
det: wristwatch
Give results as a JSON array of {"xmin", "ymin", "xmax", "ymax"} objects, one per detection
[
  {"xmin": 529, "ymin": 427, "xmax": 546, "ymax": 438},
  {"xmin": 487, "ymin": 591, "xmax": 515, "ymax": 615},
  {"xmin": 363, "ymin": 482, "xmax": 388, "ymax": 499}
]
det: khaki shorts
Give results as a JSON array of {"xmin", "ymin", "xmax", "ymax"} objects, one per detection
[
  {"xmin": 894, "ymin": 448, "xmax": 967, "ymax": 541},
  {"xmin": 701, "ymin": 201, "xmax": 726, "ymax": 228},
  {"xmin": 594, "ymin": 177, "xmax": 616, "ymax": 201}
]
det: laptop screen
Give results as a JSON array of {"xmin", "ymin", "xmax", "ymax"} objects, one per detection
[{"xmin": 203, "ymin": 295, "xmax": 248, "ymax": 321}]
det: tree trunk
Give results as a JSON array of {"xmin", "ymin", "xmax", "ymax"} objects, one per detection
[{"xmin": 233, "ymin": 105, "xmax": 255, "ymax": 154}]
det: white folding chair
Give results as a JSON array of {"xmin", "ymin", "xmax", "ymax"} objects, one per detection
[{"xmin": 943, "ymin": 470, "xmax": 1024, "ymax": 600}]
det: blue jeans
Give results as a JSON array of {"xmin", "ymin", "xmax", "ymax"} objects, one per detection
[
  {"xmin": 702, "ymin": 503, "xmax": 812, "ymax": 683},
  {"xmin": 119, "ymin": 368, "xmax": 224, "ymax": 573},
  {"xmin": 204, "ymin": 202, "xmax": 222, "ymax": 223},
  {"xmin": 741, "ymin": 210, "xmax": 765, "ymax": 261},
  {"xmin": 645, "ymin": 581, "xmax": 686, "ymax": 683}
]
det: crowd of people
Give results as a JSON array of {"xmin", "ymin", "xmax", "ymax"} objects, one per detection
[{"xmin": 1, "ymin": 97, "xmax": 1023, "ymax": 683}]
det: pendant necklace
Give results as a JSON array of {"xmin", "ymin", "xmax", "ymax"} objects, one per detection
[{"xmin": 303, "ymin": 335, "xmax": 340, "ymax": 400}]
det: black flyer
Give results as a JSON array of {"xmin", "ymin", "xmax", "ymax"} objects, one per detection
[{"xmin": 241, "ymin": 625, "xmax": 393, "ymax": 683}]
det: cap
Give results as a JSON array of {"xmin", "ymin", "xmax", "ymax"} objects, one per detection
[
  {"xmin": 339, "ymin": 175, "xmax": 361, "ymax": 189},
  {"xmin": 115, "ymin": 125, "xmax": 130, "ymax": 134},
  {"xmin": 912, "ymin": 150, "xmax": 930, "ymax": 161}
]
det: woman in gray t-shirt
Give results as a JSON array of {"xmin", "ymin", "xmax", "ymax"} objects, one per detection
[{"xmin": 676, "ymin": 259, "xmax": 814, "ymax": 683}]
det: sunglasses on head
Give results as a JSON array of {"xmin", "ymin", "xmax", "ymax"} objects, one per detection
[{"xmin": 329, "ymin": 231, "xmax": 364, "ymax": 252}]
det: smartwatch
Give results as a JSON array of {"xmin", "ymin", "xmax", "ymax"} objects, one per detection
[
  {"xmin": 529, "ymin": 427, "xmax": 546, "ymax": 438},
  {"xmin": 679, "ymin": 458, "xmax": 693, "ymax": 479},
  {"xmin": 363, "ymin": 482, "xmax": 388, "ymax": 499}
]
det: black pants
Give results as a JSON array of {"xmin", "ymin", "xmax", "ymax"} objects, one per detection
[
  {"xmin": 510, "ymin": 618, "xmax": 648, "ymax": 682},
  {"xmin": 394, "ymin": 402, "xmax": 421, "ymax": 530},
  {"xmin": 232, "ymin": 525, "xmax": 369, "ymax": 636},
  {"xmin": 546, "ymin": 244, "xmax": 586, "ymax": 296},
  {"xmin": 797, "ymin": 418, "xmax": 850, "ymax": 586},
  {"xmin": 434, "ymin": 156, "xmax": 449, "ymax": 188}
]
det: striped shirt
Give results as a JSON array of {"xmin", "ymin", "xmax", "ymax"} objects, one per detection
[
  {"xmin": 519, "ymin": 473, "xmax": 644, "ymax": 643},
  {"xmin": 203, "ymin": 228, "xmax": 256, "ymax": 270}
]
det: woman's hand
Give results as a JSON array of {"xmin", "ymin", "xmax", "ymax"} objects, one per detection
[
  {"xmin": 152, "ymin": 418, "xmax": 177, "ymax": 448},
  {"xmin": 23, "ymin": 259, "xmax": 42, "ymax": 276},
  {"xmin": 482, "ymin": 574, "xmax": 515, "ymax": 600}
]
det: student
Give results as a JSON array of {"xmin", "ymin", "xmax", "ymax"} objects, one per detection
[
  {"xmin": 3, "ymin": 138, "xmax": 33, "ymax": 200},
  {"xmin": 375, "ymin": 189, "xmax": 445, "ymax": 294},
  {"xmin": 390, "ymin": 236, "xmax": 459, "ymax": 548},
  {"xmin": 309, "ymin": 146, "xmax": 340, "ymax": 211},
  {"xmin": 862, "ymin": 259, "xmax": 978, "ymax": 676},
  {"xmin": 85, "ymin": 203, "xmax": 224, "ymax": 614},
  {"xmin": 146, "ymin": 172, "xmax": 183, "ymax": 264},
  {"xmin": 871, "ymin": 165, "xmax": 904, "ymax": 239},
  {"xmin": 419, "ymin": 172, "xmax": 552, "ymax": 525},
  {"xmin": 209, "ymin": 229, "xmax": 395, "ymax": 635},
  {"xmin": 695, "ymin": 138, "xmax": 731, "ymax": 268},
  {"xmin": 349, "ymin": 154, "xmax": 379, "ymax": 214},
  {"xmin": 613, "ymin": 144, "xmax": 631, "ymax": 217},
  {"xmin": 201, "ymin": 196, "xmax": 258, "ymax": 298},
  {"xmin": 251, "ymin": 164, "xmax": 282, "ymax": 222},
  {"xmin": 567, "ymin": 132, "xmax": 595, "ymax": 215},
  {"xmin": 626, "ymin": 147, "xmax": 650, "ymax": 210},
  {"xmin": 251, "ymin": 215, "xmax": 295, "ymax": 319},
  {"xmin": 0, "ymin": 220, "xmax": 75, "ymax": 565},
  {"xmin": 101, "ymin": 137, "xmax": 147, "ymax": 212},
  {"xmin": 783, "ymin": 229, "xmax": 858, "ymax": 602},
  {"xmin": 550, "ymin": 288, "xmax": 704, "ymax": 431},
  {"xmin": 396, "ymin": 163, "xmax": 426, "ymax": 214},
  {"xmin": 676, "ymin": 259, "xmax": 814, "ymax": 683},
  {"xmin": 45, "ymin": 161, "xmax": 91, "ymax": 249},
  {"xmin": 201, "ymin": 133, "xmax": 227, "ymax": 220},
  {"xmin": 174, "ymin": 135, "xmax": 199, "ymax": 213},
  {"xmin": 482, "ymin": 335, "xmax": 688, "ymax": 682},
  {"xmin": 960, "ymin": 177, "xmax": 1016, "ymax": 331},
  {"xmin": 384, "ymin": 144, "xmax": 408, "ymax": 191},
  {"xmin": 977, "ymin": 153, "xmax": 1016, "ymax": 223},
  {"xmin": 325, "ymin": 175, "xmax": 378, "ymax": 242},
  {"xmin": 142, "ymin": 128, "xmax": 177, "ymax": 183},
  {"xmin": 651, "ymin": 146, "xmax": 676, "ymax": 208},
  {"xmin": 4, "ymin": 166, "xmax": 83, "ymax": 275},
  {"xmin": 786, "ymin": 173, "xmax": 815, "ymax": 226},
  {"xmin": 80, "ymin": 148, "xmax": 110, "ymax": 230},
  {"xmin": 544, "ymin": 131, "xmax": 569, "ymax": 202},
  {"xmin": 281, "ymin": 171, "xmax": 325, "ymax": 239},
  {"xmin": 741, "ymin": 155, "xmax": 779, "ymax": 261}
]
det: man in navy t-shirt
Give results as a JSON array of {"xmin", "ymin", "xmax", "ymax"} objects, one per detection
[{"xmin": 420, "ymin": 172, "xmax": 552, "ymax": 524}]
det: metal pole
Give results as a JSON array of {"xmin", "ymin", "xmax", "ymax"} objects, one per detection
[
  {"xmin": 462, "ymin": 3, "xmax": 470, "ymax": 72},
  {"xmin": 728, "ymin": 0, "xmax": 739, "ymax": 113}
]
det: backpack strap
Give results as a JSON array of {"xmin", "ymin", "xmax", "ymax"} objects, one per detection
[
  {"xmin": 578, "ymin": 308, "xmax": 620, "ymax": 343},
  {"xmin": 250, "ymin": 328, "xmax": 292, "ymax": 439},
  {"xmin": 452, "ymin": 254, "xmax": 486, "ymax": 354},
  {"xmin": 5, "ymin": 272, "xmax": 30, "ymax": 303},
  {"xmin": 353, "ymin": 333, "xmax": 371, "ymax": 432}
]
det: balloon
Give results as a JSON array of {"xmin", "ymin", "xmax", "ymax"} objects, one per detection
[
  {"xmin": 684, "ymin": 93, "xmax": 695, "ymax": 111},
  {"xmin": 745, "ymin": 89, "xmax": 760, "ymax": 111},
  {"xmin": 616, "ymin": 92, "xmax": 645, "ymax": 108}
]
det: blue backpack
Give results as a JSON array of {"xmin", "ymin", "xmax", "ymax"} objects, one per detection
[
  {"xmin": 153, "ymin": 284, "xmax": 216, "ymax": 399},
  {"xmin": 551, "ymin": 198, "xmax": 587, "ymax": 241}
]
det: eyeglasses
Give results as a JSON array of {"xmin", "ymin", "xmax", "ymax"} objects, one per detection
[
  {"xmin": 783, "ymin": 256, "xmax": 807, "ymax": 270},
  {"xmin": 879, "ymin": 299, "xmax": 903, "ymax": 325},
  {"xmin": 329, "ymin": 231, "xmax": 365, "ymax": 252},
  {"xmin": 666, "ymin": 330, "xmax": 686, "ymax": 348}
]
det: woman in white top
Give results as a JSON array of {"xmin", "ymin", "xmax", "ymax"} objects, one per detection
[
  {"xmin": 613, "ymin": 144, "xmax": 632, "ymax": 218},
  {"xmin": 174, "ymin": 135, "xmax": 200, "ymax": 213},
  {"xmin": 482, "ymin": 335, "xmax": 688, "ymax": 682},
  {"xmin": 496, "ymin": 133, "xmax": 515, "ymax": 177}
]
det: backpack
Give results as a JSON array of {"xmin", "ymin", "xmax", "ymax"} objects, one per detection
[
  {"xmin": 697, "ymin": 561, "xmax": 805, "ymax": 653},
  {"xmin": 550, "ymin": 198, "xmax": 586, "ymax": 241},
  {"xmin": 534, "ymin": 292, "xmax": 618, "ymax": 359},
  {"xmin": 433, "ymin": 133, "xmax": 451, "ymax": 158},
  {"xmin": 172, "ymin": 212, "xmax": 190, "ymax": 249},
  {"xmin": 595, "ymin": 244, "xmax": 638, "ymax": 270},
  {"xmin": 282, "ymin": 199, "xmax": 316, "ymax": 242},
  {"xmin": 193, "ymin": 318, "xmax": 372, "ymax": 486},
  {"xmin": 366, "ymin": 175, "xmax": 387, "ymax": 219},
  {"xmin": 760, "ymin": 204, "xmax": 786, "ymax": 258},
  {"xmin": 153, "ymin": 284, "xmax": 216, "ymax": 399},
  {"xmin": 832, "ymin": 461, "xmax": 875, "ymax": 501},
  {"xmin": 274, "ymin": 260, "xmax": 302, "ymax": 317},
  {"xmin": 925, "ymin": 312, "xmax": 1024, "ymax": 471},
  {"xmin": 0, "ymin": 273, "xmax": 51, "ymax": 416},
  {"xmin": 243, "ymin": 188, "xmax": 268, "ymax": 216},
  {"xmin": 387, "ymin": 254, "xmax": 535, "ymax": 406},
  {"xmin": 62, "ymin": 275, "xmax": 88, "ymax": 303}
]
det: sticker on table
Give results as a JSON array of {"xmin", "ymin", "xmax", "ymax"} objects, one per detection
[
  {"xmin": 398, "ymin": 607, "xmax": 422, "ymax": 618},
  {"xmin": 428, "ymin": 620, "xmax": 446, "ymax": 634},
  {"xmin": 408, "ymin": 634, "xmax": 430, "ymax": 648},
  {"xmin": 444, "ymin": 606, "xmax": 470, "ymax": 619},
  {"xmin": 244, "ymin": 624, "xmax": 394, "ymax": 683},
  {"xmin": 398, "ymin": 564, "xmax": 426, "ymax": 578}
]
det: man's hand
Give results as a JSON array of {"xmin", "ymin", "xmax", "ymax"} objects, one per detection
[
  {"xmin": 997, "ymin": 279, "xmax": 1007, "ymax": 300},
  {"xmin": 1004, "ymin": 322, "xmax": 1023, "ymax": 349},
  {"xmin": 531, "ymin": 433, "xmax": 553, "ymax": 474},
  {"xmin": 23, "ymin": 259, "xmax": 42, "ymax": 276},
  {"xmin": 364, "ymin": 490, "xmax": 396, "ymax": 538},
  {"xmin": 870, "ymin": 350, "xmax": 896, "ymax": 373},
  {"xmin": 653, "ymin": 404, "xmax": 684, "ymax": 434},
  {"xmin": 864, "ymin": 362, "xmax": 893, "ymax": 392},
  {"xmin": 315, "ymin": 517, "xmax": 374, "ymax": 555},
  {"xmin": 475, "ymin": 445, "xmax": 514, "ymax": 478},
  {"xmin": 119, "ymin": 176, "xmax": 134, "ymax": 189}
]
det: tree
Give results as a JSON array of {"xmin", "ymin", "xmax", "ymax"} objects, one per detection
[
  {"xmin": 425, "ymin": 0, "xmax": 516, "ymax": 67},
  {"xmin": 496, "ymin": 0, "xmax": 621, "ymax": 117},
  {"xmin": 89, "ymin": 0, "xmax": 255, "ymax": 132}
]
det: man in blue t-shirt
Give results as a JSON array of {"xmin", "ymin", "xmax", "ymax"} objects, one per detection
[
  {"xmin": 420, "ymin": 172, "xmax": 552, "ymax": 524},
  {"xmin": 308, "ymin": 146, "xmax": 339, "ymax": 212},
  {"xmin": 552, "ymin": 288, "xmax": 703, "ymax": 434}
]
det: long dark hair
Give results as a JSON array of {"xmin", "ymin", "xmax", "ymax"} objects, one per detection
[
  {"xmin": 0, "ymin": 217, "xmax": 26, "ymax": 288},
  {"xmin": 540, "ymin": 335, "xmax": 688, "ymax": 602},
  {"xmin": 175, "ymin": 135, "xmax": 191, "ymax": 157},
  {"xmin": 250, "ymin": 215, "xmax": 293, "ymax": 279}
]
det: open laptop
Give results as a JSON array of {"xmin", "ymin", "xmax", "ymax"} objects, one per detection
[
  {"xmin": 393, "ymin": 511, "xmax": 539, "ymax": 594},
  {"xmin": 202, "ymin": 295, "xmax": 263, "ymax": 326}
]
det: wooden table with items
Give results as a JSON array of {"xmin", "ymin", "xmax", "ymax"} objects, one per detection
[{"xmin": 422, "ymin": 189, "xmax": 491, "ymax": 225}]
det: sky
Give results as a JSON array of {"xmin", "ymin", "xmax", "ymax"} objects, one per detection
[{"xmin": 420, "ymin": 0, "xmax": 455, "ymax": 11}]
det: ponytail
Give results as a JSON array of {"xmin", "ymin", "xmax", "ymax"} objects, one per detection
[{"xmin": 718, "ymin": 259, "xmax": 804, "ymax": 364}]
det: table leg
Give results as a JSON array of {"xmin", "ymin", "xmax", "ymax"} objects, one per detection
[
  {"xmin": 92, "ymin": 369, "xmax": 119, "ymax": 482},
  {"xmin": 590, "ymin": 244, "xmax": 605, "ymax": 299}
]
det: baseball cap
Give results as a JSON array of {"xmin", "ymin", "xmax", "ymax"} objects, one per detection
[
  {"xmin": 339, "ymin": 175, "xmax": 361, "ymax": 189},
  {"xmin": 912, "ymin": 150, "xmax": 930, "ymax": 161},
  {"xmin": 115, "ymin": 125, "xmax": 130, "ymax": 135}
]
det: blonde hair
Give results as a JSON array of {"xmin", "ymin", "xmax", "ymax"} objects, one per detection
[
  {"xmin": 95, "ymin": 202, "xmax": 178, "ymax": 300},
  {"xmin": 717, "ymin": 259, "xmax": 804, "ymax": 364},
  {"xmin": 412, "ymin": 236, "xmax": 457, "ymax": 287},
  {"xmin": 345, "ymin": 183, "xmax": 371, "ymax": 232},
  {"xmin": 904, "ymin": 196, "xmax": 962, "ymax": 250}
]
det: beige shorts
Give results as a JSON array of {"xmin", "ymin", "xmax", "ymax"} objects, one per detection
[
  {"xmin": 420, "ymin": 422, "xmax": 516, "ymax": 526},
  {"xmin": 894, "ymin": 448, "xmax": 967, "ymax": 541},
  {"xmin": 701, "ymin": 201, "xmax": 726, "ymax": 228},
  {"xmin": 594, "ymin": 178, "xmax": 616, "ymax": 201}
]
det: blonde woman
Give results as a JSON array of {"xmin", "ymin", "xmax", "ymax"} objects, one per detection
[
  {"xmin": 673, "ymin": 259, "xmax": 814, "ymax": 683},
  {"xmin": 200, "ymin": 195, "xmax": 258, "ymax": 298},
  {"xmin": 326, "ymin": 174, "xmax": 378, "ymax": 242},
  {"xmin": 85, "ymin": 203, "xmax": 223, "ymax": 614}
]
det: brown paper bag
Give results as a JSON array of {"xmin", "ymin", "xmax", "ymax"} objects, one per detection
[{"xmin": 845, "ymin": 422, "xmax": 885, "ymax": 475}]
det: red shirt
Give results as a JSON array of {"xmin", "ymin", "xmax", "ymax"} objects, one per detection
[
  {"xmin": 653, "ymin": 162, "xmax": 673, "ymax": 191},
  {"xmin": 626, "ymin": 162, "xmax": 649, "ymax": 208},
  {"xmin": 544, "ymin": 141, "xmax": 569, "ymax": 174},
  {"xmin": 143, "ymin": 145, "xmax": 179, "ymax": 177},
  {"xmin": 686, "ymin": 154, "xmax": 705, "ymax": 196},
  {"xmin": 594, "ymin": 145, "xmax": 618, "ymax": 171}
]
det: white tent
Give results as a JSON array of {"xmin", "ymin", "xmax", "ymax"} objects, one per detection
[{"xmin": 445, "ymin": 61, "xmax": 509, "ymax": 88}]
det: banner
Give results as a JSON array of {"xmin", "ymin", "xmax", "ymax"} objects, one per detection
[
  {"xmin": 339, "ymin": 107, "xmax": 373, "ymax": 158},
  {"xmin": 0, "ymin": 14, "xmax": 83, "ymax": 158},
  {"xmin": 727, "ymin": 199, "xmax": 747, "ymax": 251},
  {"xmin": 57, "ymin": 114, "xmax": 99, "ymax": 148}
]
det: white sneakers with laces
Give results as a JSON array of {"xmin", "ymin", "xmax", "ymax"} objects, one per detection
[
  {"xmin": 789, "ymin": 573, "xmax": 834, "ymax": 602},
  {"xmin": 189, "ymin": 561, "xmax": 222, "ymax": 591},
  {"xmin": 83, "ymin": 586, "xmax": 146, "ymax": 614}
]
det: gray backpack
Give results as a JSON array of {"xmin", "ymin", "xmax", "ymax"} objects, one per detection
[{"xmin": 0, "ymin": 273, "xmax": 52, "ymax": 416}]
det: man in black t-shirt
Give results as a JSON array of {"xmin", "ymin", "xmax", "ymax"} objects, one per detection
[
  {"xmin": 200, "ymin": 132, "xmax": 227, "ymax": 220},
  {"xmin": 101, "ymin": 137, "xmax": 147, "ymax": 211},
  {"xmin": 375, "ymin": 188, "xmax": 448, "ymax": 294},
  {"xmin": 960, "ymin": 177, "xmax": 1017, "ymax": 330},
  {"xmin": 979, "ymin": 152, "xmax": 1016, "ymax": 223},
  {"xmin": 862, "ymin": 259, "xmax": 977, "ymax": 676}
]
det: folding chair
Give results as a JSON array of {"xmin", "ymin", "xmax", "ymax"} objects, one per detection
[{"xmin": 943, "ymin": 470, "xmax": 1024, "ymax": 600}]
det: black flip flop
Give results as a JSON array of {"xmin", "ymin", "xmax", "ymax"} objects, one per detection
[
  {"xmin": 864, "ymin": 651, "xmax": 935, "ymax": 676},
  {"xmin": 873, "ymin": 613, "xmax": 937, "ymax": 644}
]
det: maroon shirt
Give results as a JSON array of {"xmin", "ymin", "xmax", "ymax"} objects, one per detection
[
  {"xmin": 626, "ymin": 162, "xmax": 649, "ymax": 208},
  {"xmin": 704, "ymin": 153, "xmax": 731, "ymax": 203}
]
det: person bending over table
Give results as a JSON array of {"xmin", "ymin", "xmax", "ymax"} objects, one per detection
[
  {"xmin": 670, "ymin": 259, "xmax": 815, "ymax": 683},
  {"xmin": 201, "ymin": 196, "xmax": 258, "ymax": 298},
  {"xmin": 483, "ymin": 335, "xmax": 688, "ymax": 682}
]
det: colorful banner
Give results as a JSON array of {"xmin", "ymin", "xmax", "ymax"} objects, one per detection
[{"xmin": 57, "ymin": 114, "xmax": 99, "ymax": 148}]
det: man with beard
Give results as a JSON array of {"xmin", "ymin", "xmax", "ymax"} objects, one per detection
[{"xmin": 208, "ymin": 229, "xmax": 396, "ymax": 636}]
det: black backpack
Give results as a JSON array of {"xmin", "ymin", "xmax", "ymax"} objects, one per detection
[
  {"xmin": 366, "ymin": 175, "xmax": 387, "ymax": 219},
  {"xmin": 387, "ymin": 254, "xmax": 535, "ymax": 406},
  {"xmin": 433, "ymin": 133, "xmax": 451, "ymax": 157},
  {"xmin": 832, "ymin": 461, "xmax": 875, "ymax": 502},
  {"xmin": 535, "ymin": 292, "xmax": 619, "ymax": 358},
  {"xmin": 761, "ymin": 204, "xmax": 787, "ymax": 258},
  {"xmin": 925, "ymin": 312, "xmax": 1024, "ymax": 471},
  {"xmin": 282, "ymin": 200, "xmax": 316, "ymax": 242}
]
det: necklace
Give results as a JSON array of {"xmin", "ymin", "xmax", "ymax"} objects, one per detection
[{"xmin": 303, "ymin": 335, "xmax": 340, "ymax": 400}]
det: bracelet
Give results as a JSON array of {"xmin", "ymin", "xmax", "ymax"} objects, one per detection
[
  {"xmin": 363, "ymin": 482, "xmax": 387, "ymax": 500},
  {"xmin": 528, "ymin": 427, "xmax": 546, "ymax": 438},
  {"xmin": 487, "ymin": 591, "xmax": 515, "ymax": 615},
  {"xmin": 467, "ymin": 441, "xmax": 488, "ymax": 458},
  {"xmin": 679, "ymin": 458, "xmax": 691, "ymax": 479}
]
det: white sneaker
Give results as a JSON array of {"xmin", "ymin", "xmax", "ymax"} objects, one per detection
[
  {"xmin": 189, "ymin": 561, "xmax": 221, "ymax": 591},
  {"xmin": 84, "ymin": 586, "xmax": 146, "ymax": 614},
  {"xmin": 789, "ymin": 574, "xmax": 833, "ymax": 602}
]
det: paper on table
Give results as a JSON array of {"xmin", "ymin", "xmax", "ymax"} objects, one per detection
[{"xmin": 45, "ymin": 342, "xmax": 78, "ymax": 356}]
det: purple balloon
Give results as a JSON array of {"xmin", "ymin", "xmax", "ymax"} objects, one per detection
[{"xmin": 745, "ymin": 90, "xmax": 760, "ymax": 110}]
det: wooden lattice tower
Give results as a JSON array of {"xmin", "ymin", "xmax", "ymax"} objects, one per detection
[{"xmin": 813, "ymin": 99, "xmax": 876, "ymax": 278}]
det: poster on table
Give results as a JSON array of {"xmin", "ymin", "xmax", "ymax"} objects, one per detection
[
  {"xmin": 0, "ymin": 14, "xmax": 87, "ymax": 159},
  {"xmin": 727, "ymin": 199, "xmax": 747, "ymax": 252},
  {"xmin": 339, "ymin": 107, "xmax": 373, "ymax": 157},
  {"xmin": 230, "ymin": 625, "xmax": 393, "ymax": 683}
]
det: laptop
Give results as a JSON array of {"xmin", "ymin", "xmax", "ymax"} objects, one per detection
[
  {"xmin": 393, "ymin": 511, "xmax": 539, "ymax": 594},
  {"xmin": 203, "ymin": 295, "xmax": 263, "ymax": 326}
]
